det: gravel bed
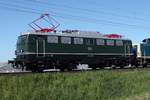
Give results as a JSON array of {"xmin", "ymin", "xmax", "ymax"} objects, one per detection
[{"xmin": 0, "ymin": 62, "xmax": 22, "ymax": 73}]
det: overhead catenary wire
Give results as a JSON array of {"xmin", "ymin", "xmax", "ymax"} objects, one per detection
[
  {"xmin": 20, "ymin": 0, "xmax": 150, "ymax": 23},
  {"xmin": 0, "ymin": 0, "xmax": 150, "ymax": 30},
  {"xmin": 0, "ymin": 1, "xmax": 47, "ymax": 14},
  {"xmin": 2, "ymin": 0, "xmax": 150, "ymax": 24},
  {"xmin": 0, "ymin": 5, "xmax": 41, "ymax": 15},
  {"xmin": 1, "ymin": 0, "xmax": 150, "ymax": 24}
]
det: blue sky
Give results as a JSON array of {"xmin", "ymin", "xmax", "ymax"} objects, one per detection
[{"xmin": 0, "ymin": 0, "xmax": 150, "ymax": 62}]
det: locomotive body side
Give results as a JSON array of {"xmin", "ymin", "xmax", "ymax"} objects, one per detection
[
  {"xmin": 136, "ymin": 39, "xmax": 150, "ymax": 67},
  {"xmin": 12, "ymin": 31, "xmax": 133, "ymax": 72}
]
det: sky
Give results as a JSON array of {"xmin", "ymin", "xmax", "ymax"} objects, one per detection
[{"xmin": 0, "ymin": 0, "xmax": 150, "ymax": 62}]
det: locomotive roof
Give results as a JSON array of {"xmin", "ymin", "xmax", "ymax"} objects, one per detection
[{"xmin": 21, "ymin": 30, "xmax": 130, "ymax": 40}]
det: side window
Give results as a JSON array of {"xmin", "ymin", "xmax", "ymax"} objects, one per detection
[
  {"xmin": 74, "ymin": 38, "xmax": 83, "ymax": 44},
  {"xmin": 17, "ymin": 37, "xmax": 21, "ymax": 44},
  {"xmin": 61, "ymin": 37, "xmax": 71, "ymax": 44},
  {"xmin": 96, "ymin": 39, "xmax": 105, "ymax": 45},
  {"xmin": 116, "ymin": 40, "xmax": 123, "ymax": 46},
  {"xmin": 85, "ymin": 38, "xmax": 95, "ymax": 45},
  {"xmin": 17, "ymin": 35, "xmax": 27, "ymax": 44},
  {"xmin": 106, "ymin": 40, "xmax": 114, "ymax": 46},
  {"xmin": 47, "ymin": 36, "xmax": 58, "ymax": 43}
]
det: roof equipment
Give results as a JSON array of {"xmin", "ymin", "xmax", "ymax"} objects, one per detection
[
  {"xmin": 28, "ymin": 13, "xmax": 60, "ymax": 33},
  {"xmin": 103, "ymin": 34, "xmax": 122, "ymax": 39}
]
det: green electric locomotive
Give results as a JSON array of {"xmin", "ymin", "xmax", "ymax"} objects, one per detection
[{"xmin": 9, "ymin": 30, "xmax": 133, "ymax": 72}]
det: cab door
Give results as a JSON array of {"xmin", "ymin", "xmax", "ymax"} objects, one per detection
[{"xmin": 36, "ymin": 37, "xmax": 45, "ymax": 57}]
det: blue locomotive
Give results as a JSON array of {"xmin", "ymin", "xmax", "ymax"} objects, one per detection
[{"xmin": 133, "ymin": 38, "xmax": 150, "ymax": 67}]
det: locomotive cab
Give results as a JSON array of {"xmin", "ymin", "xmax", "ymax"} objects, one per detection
[
  {"xmin": 14, "ymin": 34, "xmax": 48, "ymax": 71},
  {"xmin": 8, "ymin": 35, "xmax": 29, "ymax": 70},
  {"xmin": 16, "ymin": 35, "xmax": 28, "ymax": 56}
]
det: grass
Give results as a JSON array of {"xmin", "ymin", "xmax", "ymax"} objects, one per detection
[{"xmin": 1, "ymin": 69, "xmax": 150, "ymax": 100}]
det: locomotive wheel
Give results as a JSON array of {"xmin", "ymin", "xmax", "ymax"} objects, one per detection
[
  {"xmin": 143, "ymin": 63, "xmax": 147, "ymax": 68},
  {"xmin": 60, "ymin": 66, "xmax": 65, "ymax": 71},
  {"xmin": 99, "ymin": 66, "xmax": 104, "ymax": 69},
  {"xmin": 88, "ymin": 64, "xmax": 97, "ymax": 70},
  {"xmin": 37, "ymin": 68, "xmax": 44, "ymax": 73},
  {"xmin": 67, "ymin": 63, "xmax": 76, "ymax": 71},
  {"xmin": 92, "ymin": 67, "xmax": 97, "ymax": 70},
  {"xmin": 67, "ymin": 67, "xmax": 72, "ymax": 71}
]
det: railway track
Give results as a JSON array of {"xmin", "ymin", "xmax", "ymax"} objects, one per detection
[{"xmin": 0, "ymin": 66, "xmax": 148, "ymax": 76}]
